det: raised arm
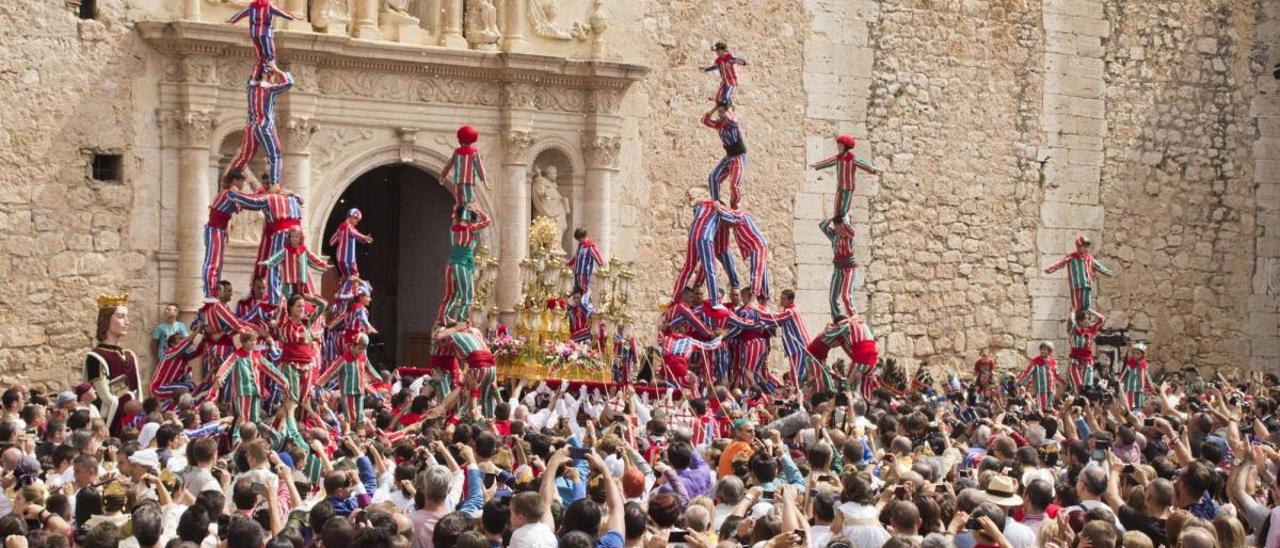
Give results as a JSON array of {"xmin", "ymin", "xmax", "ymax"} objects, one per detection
[
  {"xmin": 268, "ymin": 4, "xmax": 296, "ymax": 20},
  {"xmin": 1044, "ymin": 254, "xmax": 1071, "ymax": 274},
  {"xmin": 810, "ymin": 153, "xmax": 841, "ymax": 170},
  {"xmin": 854, "ymin": 156, "xmax": 879, "ymax": 174},
  {"xmin": 1093, "ymin": 258, "xmax": 1115, "ymax": 277},
  {"xmin": 227, "ymin": 7, "xmax": 251, "ymax": 23}
]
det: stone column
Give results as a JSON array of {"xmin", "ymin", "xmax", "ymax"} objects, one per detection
[
  {"xmin": 353, "ymin": 0, "xmax": 380, "ymax": 38},
  {"xmin": 496, "ymin": 130, "xmax": 535, "ymax": 318},
  {"xmin": 282, "ymin": 118, "xmax": 317, "ymax": 205},
  {"xmin": 440, "ymin": 0, "xmax": 466, "ymax": 47},
  {"xmin": 501, "ymin": 0, "xmax": 528, "ymax": 52},
  {"xmin": 175, "ymin": 112, "xmax": 216, "ymax": 313},
  {"xmin": 583, "ymin": 134, "xmax": 620, "ymax": 258},
  {"xmin": 184, "ymin": 0, "xmax": 200, "ymax": 21}
]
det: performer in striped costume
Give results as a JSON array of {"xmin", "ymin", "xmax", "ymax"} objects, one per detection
[
  {"xmin": 235, "ymin": 277, "xmax": 273, "ymax": 329},
  {"xmin": 428, "ymin": 328, "xmax": 459, "ymax": 398},
  {"xmin": 323, "ymin": 290, "xmax": 375, "ymax": 365},
  {"xmin": 807, "ymin": 316, "xmax": 879, "ymax": 396},
  {"xmin": 258, "ymin": 229, "xmax": 330, "ymax": 299},
  {"xmin": 725, "ymin": 211, "xmax": 770, "ymax": 300},
  {"xmin": 754, "ymin": 290, "xmax": 813, "ymax": 388},
  {"xmin": 1043, "ymin": 235, "xmax": 1115, "ymax": 312},
  {"xmin": 567, "ymin": 228, "xmax": 606, "ymax": 292},
  {"xmin": 202, "ymin": 172, "xmax": 249, "ymax": 298},
  {"xmin": 731, "ymin": 287, "xmax": 780, "ymax": 392},
  {"xmin": 439, "ymin": 204, "xmax": 491, "ymax": 322},
  {"xmin": 1067, "ymin": 309, "xmax": 1106, "ymax": 392},
  {"xmin": 819, "ymin": 215, "xmax": 859, "ymax": 319},
  {"xmin": 327, "ymin": 208, "xmax": 373, "ymax": 279},
  {"xmin": 440, "ymin": 125, "xmax": 488, "ymax": 205},
  {"xmin": 273, "ymin": 293, "xmax": 327, "ymax": 406},
  {"xmin": 702, "ymin": 41, "xmax": 748, "ymax": 105},
  {"xmin": 1015, "ymin": 342, "xmax": 1067, "ymax": 412},
  {"xmin": 810, "ymin": 134, "xmax": 879, "ymax": 220},
  {"xmin": 701, "ymin": 104, "xmax": 748, "ymax": 209},
  {"xmin": 567, "ymin": 289, "xmax": 593, "ymax": 344},
  {"xmin": 226, "ymin": 69, "xmax": 293, "ymax": 185},
  {"xmin": 193, "ymin": 299, "xmax": 254, "ymax": 378},
  {"xmin": 435, "ymin": 323, "xmax": 498, "ymax": 417},
  {"xmin": 671, "ymin": 201, "xmax": 739, "ymax": 308},
  {"xmin": 662, "ymin": 326, "xmax": 726, "ymax": 392},
  {"xmin": 211, "ymin": 332, "xmax": 290, "ymax": 426},
  {"xmin": 228, "ymin": 184, "xmax": 304, "ymax": 306},
  {"xmin": 314, "ymin": 333, "xmax": 381, "ymax": 426},
  {"xmin": 150, "ymin": 332, "xmax": 203, "ymax": 401},
  {"xmin": 696, "ymin": 222, "xmax": 741, "ymax": 294},
  {"xmin": 1120, "ymin": 342, "xmax": 1154, "ymax": 411},
  {"xmin": 703, "ymin": 295, "xmax": 758, "ymax": 381},
  {"xmin": 661, "ymin": 289, "xmax": 714, "ymax": 339},
  {"xmin": 227, "ymin": 0, "xmax": 295, "ymax": 81}
]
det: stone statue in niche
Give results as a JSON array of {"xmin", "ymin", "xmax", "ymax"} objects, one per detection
[
  {"xmin": 310, "ymin": 0, "xmax": 351, "ymax": 34},
  {"xmin": 384, "ymin": 0, "xmax": 413, "ymax": 17},
  {"xmin": 465, "ymin": 0, "xmax": 500, "ymax": 50},
  {"xmin": 530, "ymin": 165, "xmax": 570, "ymax": 248},
  {"xmin": 528, "ymin": 0, "xmax": 590, "ymax": 41}
]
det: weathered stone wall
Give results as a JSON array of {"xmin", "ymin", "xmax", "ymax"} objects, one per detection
[
  {"xmin": 0, "ymin": 1, "xmax": 162, "ymax": 385},
  {"xmin": 1250, "ymin": 5, "xmax": 1280, "ymax": 370},
  {"xmin": 1096, "ymin": 0, "xmax": 1260, "ymax": 369}
]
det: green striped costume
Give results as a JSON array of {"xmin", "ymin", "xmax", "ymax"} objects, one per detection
[
  {"xmin": 1044, "ymin": 251, "xmax": 1114, "ymax": 312},
  {"xmin": 315, "ymin": 352, "xmax": 380, "ymax": 424},
  {"xmin": 450, "ymin": 330, "xmax": 498, "ymax": 418}
]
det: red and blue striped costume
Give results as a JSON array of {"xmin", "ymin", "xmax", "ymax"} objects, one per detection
[
  {"xmin": 441, "ymin": 146, "xmax": 488, "ymax": 205},
  {"xmin": 438, "ymin": 209, "xmax": 491, "ymax": 322},
  {"xmin": 807, "ymin": 319, "xmax": 878, "ymax": 395},
  {"xmin": 819, "ymin": 218, "xmax": 858, "ymax": 319},
  {"xmin": 730, "ymin": 303, "xmax": 780, "ymax": 392},
  {"xmin": 662, "ymin": 334, "xmax": 723, "ymax": 390},
  {"xmin": 699, "ymin": 301, "xmax": 756, "ymax": 380},
  {"xmin": 328, "ymin": 218, "xmax": 371, "ymax": 278},
  {"xmin": 1044, "ymin": 241, "xmax": 1114, "ymax": 312},
  {"xmin": 235, "ymin": 295, "xmax": 274, "ymax": 332},
  {"xmin": 567, "ymin": 238, "xmax": 605, "ymax": 292},
  {"xmin": 671, "ymin": 202, "xmax": 740, "ymax": 305},
  {"xmin": 202, "ymin": 189, "xmax": 249, "ymax": 298},
  {"xmin": 811, "ymin": 151, "xmax": 878, "ymax": 220},
  {"xmin": 568, "ymin": 292, "xmax": 593, "ymax": 344},
  {"xmin": 227, "ymin": 73, "xmax": 294, "ymax": 184},
  {"xmin": 260, "ymin": 241, "xmax": 330, "ymax": 298},
  {"xmin": 1015, "ymin": 356, "xmax": 1067, "ymax": 411},
  {"xmin": 695, "ymin": 226, "xmax": 740, "ymax": 295},
  {"xmin": 702, "ymin": 111, "xmax": 748, "ymax": 209},
  {"xmin": 756, "ymin": 303, "xmax": 813, "ymax": 387},
  {"xmin": 1067, "ymin": 313, "xmax": 1105, "ymax": 391},
  {"xmin": 227, "ymin": 0, "xmax": 296, "ymax": 81},
  {"xmin": 229, "ymin": 191, "xmax": 303, "ymax": 305},
  {"xmin": 703, "ymin": 51, "xmax": 747, "ymax": 104},
  {"xmin": 661, "ymin": 301, "xmax": 714, "ymax": 339},
  {"xmin": 725, "ymin": 211, "xmax": 770, "ymax": 299},
  {"xmin": 323, "ymin": 302, "xmax": 371, "ymax": 365},
  {"xmin": 193, "ymin": 300, "xmax": 254, "ymax": 398},
  {"xmin": 151, "ymin": 335, "xmax": 202, "ymax": 400}
]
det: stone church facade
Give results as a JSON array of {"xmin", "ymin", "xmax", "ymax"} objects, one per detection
[{"xmin": 0, "ymin": 0, "xmax": 1276, "ymax": 386}]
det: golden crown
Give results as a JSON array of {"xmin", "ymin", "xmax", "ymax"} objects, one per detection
[{"xmin": 96, "ymin": 294, "xmax": 130, "ymax": 309}]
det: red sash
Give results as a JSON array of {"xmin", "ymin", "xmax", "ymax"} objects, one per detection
[
  {"xmin": 207, "ymin": 210, "xmax": 232, "ymax": 229},
  {"xmin": 266, "ymin": 218, "xmax": 301, "ymax": 235}
]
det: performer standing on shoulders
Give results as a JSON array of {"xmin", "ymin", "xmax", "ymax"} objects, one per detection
[
  {"xmin": 702, "ymin": 103, "xmax": 748, "ymax": 209},
  {"xmin": 86, "ymin": 294, "xmax": 141, "ymax": 433},
  {"xmin": 229, "ymin": 180, "xmax": 304, "ymax": 306},
  {"xmin": 438, "ymin": 204, "xmax": 492, "ymax": 322},
  {"xmin": 225, "ymin": 67, "xmax": 294, "ymax": 186},
  {"xmin": 441, "ymin": 125, "xmax": 488, "ymax": 206},
  {"xmin": 819, "ymin": 215, "xmax": 859, "ymax": 320},
  {"xmin": 567, "ymin": 228, "xmax": 605, "ymax": 292},
  {"xmin": 810, "ymin": 134, "xmax": 879, "ymax": 220},
  {"xmin": 328, "ymin": 208, "xmax": 372, "ymax": 280},
  {"xmin": 258, "ymin": 228, "xmax": 331, "ymax": 299},
  {"xmin": 1067, "ymin": 308, "xmax": 1106, "ymax": 392},
  {"xmin": 227, "ymin": 0, "xmax": 295, "ymax": 81},
  {"xmin": 1044, "ymin": 235, "xmax": 1115, "ymax": 313},
  {"xmin": 203, "ymin": 171, "xmax": 250, "ymax": 300},
  {"xmin": 702, "ymin": 41, "xmax": 747, "ymax": 105}
]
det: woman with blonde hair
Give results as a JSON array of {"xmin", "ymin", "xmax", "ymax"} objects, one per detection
[{"xmin": 1212, "ymin": 515, "xmax": 1246, "ymax": 548}]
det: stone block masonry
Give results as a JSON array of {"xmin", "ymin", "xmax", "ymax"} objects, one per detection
[{"xmin": 1249, "ymin": 5, "xmax": 1280, "ymax": 370}]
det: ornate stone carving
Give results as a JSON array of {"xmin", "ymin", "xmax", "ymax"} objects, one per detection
[
  {"xmin": 180, "ymin": 111, "xmax": 217, "ymax": 148},
  {"xmin": 310, "ymin": 127, "xmax": 377, "ymax": 175},
  {"xmin": 286, "ymin": 62, "xmax": 320, "ymax": 94},
  {"xmin": 229, "ymin": 209, "xmax": 265, "ymax": 244},
  {"xmin": 584, "ymin": 134, "xmax": 621, "ymax": 168},
  {"xmin": 180, "ymin": 55, "xmax": 219, "ymax": 84},
  {"xmin": 396, "ymin": 127, "xmax": 419, "ymax": 162},
  {"xmin": 283, "ymin": 118, "xmax": 319, "ymax": 150},
  {"xmin": 587, "ymin": 89, "xmax": 622, "ymax": 114},
  {"xmin": 527, "ymin": 0, "xmax": 590, "ymax": 41},
  {"xmin": 316, "ymin": 69, "xmax": 501, "ymax": 106},
  {"xmin": 465, "ymin": 0, "xmax": 501, "ymax": 50},
  {"xmin": 504, "ymin": 130, "xmax": 536, "ymax": 163},
  {"xmin": 589, "ymin": 0, "xmax": 608, "ymax": 56}
]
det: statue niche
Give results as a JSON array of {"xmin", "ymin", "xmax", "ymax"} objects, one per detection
[
  {"xmin": 530, "ymin": 165, "xmax": 570, "ymax": 251},
  {"xmin": 465, "ymin": 0, "xmax": 500, "ymax": 50}
]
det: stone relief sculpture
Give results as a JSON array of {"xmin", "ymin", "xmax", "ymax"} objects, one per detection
[
  {"xmin": 528, "ymin": 0, "xmax": 590, "ymax": 41},
  {"xmin": 465, "ymin": 0, "xmax": 501, "ymax": 49},
  {"xmin": 530, "ymin": 165, "xmax": 570, "ymax": 247},
  {"xmin": 310, "ymin": 0, "xmax": 351, "ymax": 34}
]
